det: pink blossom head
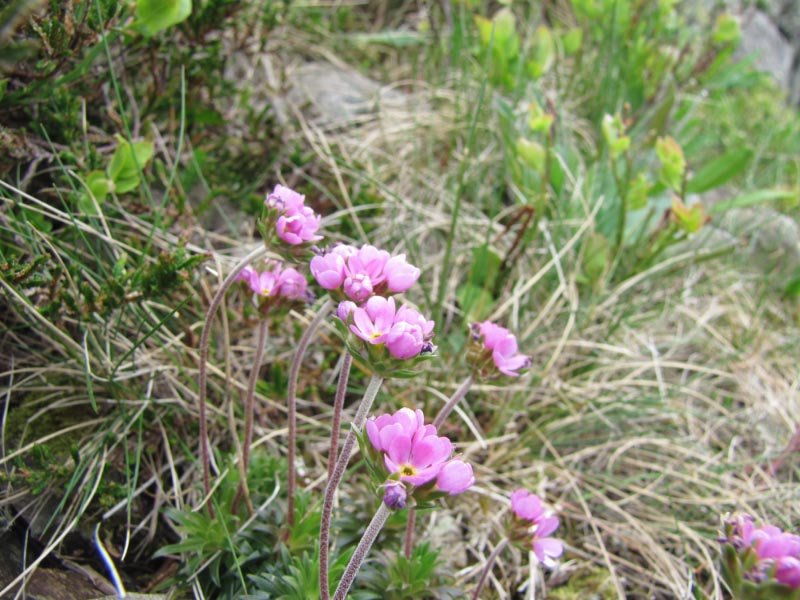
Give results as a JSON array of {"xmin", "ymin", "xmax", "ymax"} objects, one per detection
[
  {"xmin": 366, "ymin": 407, "xmax": 452, "ymax": 487},
  {"xmin": 350, "ymin": 296, "xmax": 397, "ymax": 344},
  {"xmin": 509, "ymin": 489, "xmax": 564, "ymax": 567},
  {"xmin": 384, "ymin": 305, "xmax": 435, "ymax": 360},
  {"xmin": 350, "ymin": 245, "xmax": 390, "ymax": 282},
  {"xmin": 367, "ymin": 408, "xmax": 473, "ymax": 501},
  {"xmin": 343, "ymin": 272, "xmax": 374, "ymax": 302},
  {"xmin": 251, "ymin": 269, "xmax": 281, "ymax": 297},
  {"xmin": 777, "ymin": 557, "xmax": 800, "ymax": 588},
  {"xmin": 235, "ymin": 265, "xmax": 259, "ymax": 288},
  {"xmin": 310, "ymin": 253, "xmax": 346, "ymax": 290},
  {"xmin": 266, "ymin": 184, "xmax": 305, "ymax": 213},
  {"xmin": 336, "ymin": 300, "xmax": 357, "ymax": 322},
  {"xmin": 384, "ymin": 254, "xmax": 421, "ymax": 293},
  {"xmin": 435, "ymin": 459, "xmax": 475, "ymax": 495},
  {"xmin": 276, "ymin": 268, "xmax": 308, "ymax": 300},
  {"xmin": 511, "ymin": 488, "xmax": 544, "ymax": 521},
  {"xmin": 471, "ymin": 321, "xmax": 531, "ymax": 378},
  {"xmin": 266, "ymin": 184, "xmax": 323, "ymax": 245}
]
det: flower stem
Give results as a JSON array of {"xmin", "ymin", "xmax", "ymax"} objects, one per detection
[
  {"xmin": 332, "ymin": 502, "xmax": 391, "ymax": 600},
  {"xmin": 198, "ymin": 245, "xmax": 268, "ymax": 514},
  {"xmin": 432, "ymin": 375, "xmax": 474, "ymax": 429},
  {"xmin": 286, "ymin": 297, "xmax": 333, "ymax": 526},
  {"xmin": 319, "ymin": 375, "xmax": 384, "ymax": 600},
  {"xmin": 328, "ymin": 352, "xmax": 352, "ymax": 479},
  {"xmin": 471, "ymin": 538, "xmax": 509, "ymax": 600},
  {"xmin": 403, "ymin": 508, "xmax": 416, "ymax": 559},
  {"xmin": 232, "ymin": 319, "xmax": 268, "ymax": 517}
]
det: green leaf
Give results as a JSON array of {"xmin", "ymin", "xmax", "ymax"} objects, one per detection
[
  {"xmin": 136, "ymin": 0, "xmax": 192, "ymax": 36},
  {"xmin": 686, "ymin": 147, "xmax": 753, "ymax": 194},
  {"xmin": 516, "ymin": 138, "xmax": 546, "ymax": 172},
  {"xmin": 456, "ymin": 283, "xmax": 495, "ymax": 321},
  {"xmin": 710, "ymin": 188, "xmax": 796, "ymax": 213},
  {"xmin": 656, "ymin": 136, "xmax": 685, "ymax": 192},
  {"xmin": 527, "ymin": 26, "xmax": 555, "ymax": 78},
  {"xmin": 107, "ymin": 136, "xmax": 154, "ymax": 193},
  {"xmin": 562, "ymin": 27, "xmax": 583, "ymax": 55}
]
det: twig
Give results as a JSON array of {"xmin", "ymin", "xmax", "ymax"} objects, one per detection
[
  {"xmin": 332, "ymin": 503, "xmax": 391, "ymax": 600},
  {"xmin": 286, "ymin": 297, "xmax": 334, "ymax": 526}
]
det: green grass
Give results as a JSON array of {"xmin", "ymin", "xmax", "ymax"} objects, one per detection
[{"xmin": 1, "ymin": 0, "xmax": 800, "ymax": 598}]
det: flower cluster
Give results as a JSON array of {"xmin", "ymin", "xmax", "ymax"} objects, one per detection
[
  {"xmin": 468, "ymin": 321, "xmax": 531, "ymax": 378},
  {"xmin": 509, "ymin": 489, "xmax": 564, "ymax": 567},
  {"xmin": 265, "ymin": 184, "xmax": 323, "ymax": 246},
  {"xmin": 721, "ymin": 514, "xmax": 800, "ymax": 588},
  {"xmin": 339, "ymin": 296, "xmax": 434, "ymax": 360},
  {"xmin": 365, "ymin": 408, "xmax": 474, "ymax": 509},
  {"xmin": 236, "ymin": 264, "xmax": 311, "ymax": 303},
  {"xmin": 310, "ymin": 244, "xmax": 420, "ymax": 302}
]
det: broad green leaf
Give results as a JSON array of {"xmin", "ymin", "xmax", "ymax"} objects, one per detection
[
  {"xmin": 21, "ymin": 207, "xmax": 51, "ymax": 233},
  {"xmin": 86, "ymin": 170, "xmax": 111, "ymax": 202},
  {"xmin": 136, "ymin": 0, "xmax": 192, "ymax": 36},
  {"xmin": 527, "ymin": 26, "xmax": 555, "ymax": 79},
  {"xmin": 456, "ymin": 283, "xmax": 495, "ymax": 321},
  {"xmin": 710, "ymin": 189, "xmax": 796, "ymax": 213},
  {"xmin": 517, "ymin": 138, "xmax": 546, "ymax": 172},
  {"xmin": 562, "ymin": 27, "xmax": 583, "ymax": 55},
  {"xmin": 686, "ymin": 147, "xmax": 752, "ymax": 194},
  {"xmin": 107, "ymin": 136, "xmax": 154, "ymax": 193}
]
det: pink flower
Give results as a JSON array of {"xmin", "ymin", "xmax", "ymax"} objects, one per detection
[
  {"xmin": 310, "ymin": 243, "xmax": 421, "ymax": 301},
  {"xmin": 382, "ymin": 481, "xmax": 408, "ymax": 510},
  {"xmin": 383, "ymin": 254, "xmax": 421, "ymax": 293},
  {"xmin": 336, "ymin": 300, "xmax": 357, "ymax": 322},
  {"xmin": 310, "ymin": 253, "xmax": 346, "ymax": 290},
  {"xmin": 266, "ymin": 184, "xmax": 322, "ymax": 245},
  {"xmin": 251, "ymin": 269, "xmax": 282, "ymax": 297},
  {"xmin": 777, "ymin": 557, "xmax": 800, "ymax": 588},
  {"xmin": 475, "ymin": 321, "xmax": 531, "ymax": 377},
  {"xmin": 385, "ymin": 304, "xmax": 435, "ymax": 360},
  {"xmin": 343, "ymin": 272, "xmax": 374, "ymax": 302},
  {"xmin": 510, "ymin": 488, "xmax": 544, "ymax": 520},
  {"xmin": 510, "ymin": 489, "xmax": 564, "ymax": 567},
  {"xmin": 366, "ymin": 408, "xmax": 453, "ymax": 487},
  {"xmin": 276, "ymin": 268, "xmax": 308, "ymax": 300},
  {"xmin": 435, "ymin": 459, "xmax": 475, "ymax": 495},
  {"xmin": 235, "ymin": 265, "xmax": 259, "ymax": 288},
  {"xmin": 350, "ymin": 296, "xmax": 397, "ymax": 343}
]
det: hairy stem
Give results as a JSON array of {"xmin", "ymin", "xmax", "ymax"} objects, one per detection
[
  {"xmin": 403, "ymin": 508, "xmax": 416, "ymax": 559},
  {"xmin": 198, "ymin": 245, "xmax": 268, "ymax": 513},
  {"xmin": 328, "ymin": 352, "xmax": 353, "ymax": 479},
  {"xmin": 286, "ymin": 297, "xmax": 334, "ymax": 526},
  {"xmin": 333, "ymin": 503, "xmax": 391, "ymax": 600},
  {"xmin": 319, "ymin": 375, "xmax": 384, "ymax": 600},
  {"xmin": 471, "ymin": 538, "xmax": 509, "ymax": 600},
  {"xmin": 432, "ymin": 375, "xmax": 474, "ymax": 429},
  {"xmin": 232, "ymin": 319, "xmax": 268, "ymax": 516}
]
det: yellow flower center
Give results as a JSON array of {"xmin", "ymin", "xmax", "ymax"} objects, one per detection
[{"xmin": 399, "ymin": 464, "xmax": 417, "ymax": 477}]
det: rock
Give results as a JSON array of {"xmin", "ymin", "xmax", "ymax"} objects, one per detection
[
  {"xmin": 281, "ymin": 61, "xmax": 413, "ymax": 128},
  {"xmin": 738, "ymin": 9, "xmax": 795, "ymax": 91}
]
